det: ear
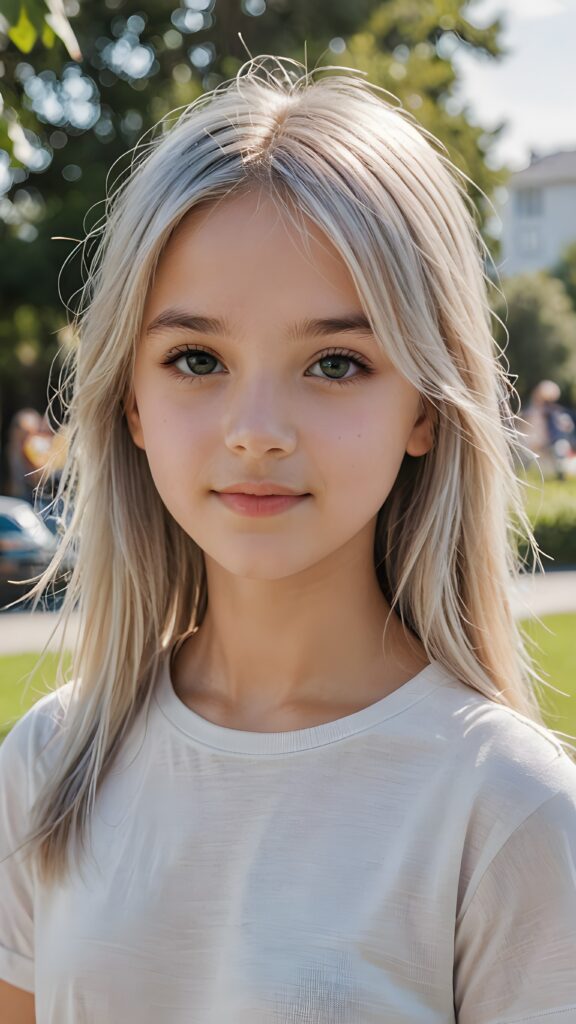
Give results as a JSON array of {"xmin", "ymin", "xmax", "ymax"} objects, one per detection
[
  {"xmin": 406, "ymin": 396, "xmax": 436, "ymax": 458},
  {"xmin": 123, "ymin": 387, "xmax": 146, "ymax": 450}
]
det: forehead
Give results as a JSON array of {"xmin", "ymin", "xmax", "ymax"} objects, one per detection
[{"xmin": 147, "ymin": 190, "xmax": 361, "ymax": 318}]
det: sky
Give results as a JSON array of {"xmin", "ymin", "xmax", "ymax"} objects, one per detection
[{"xmin": 454, "ymin": 0, "xmax": 576, "ymax": 171}]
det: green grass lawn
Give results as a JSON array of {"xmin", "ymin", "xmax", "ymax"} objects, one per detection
[
  {"xmin": 519, "ymin": 613, "xmax": 576, "ymax": 744},
  {"xmin": 0, "ymin": 651, "xmax": 72, "ymax": 742},
  {"xmin": 530, "ymin": 477, "xmax": 576, "ymax": 515},
  {"xmin": 0, "ymin": 614, "xmax": 575, "ymax": 747}
]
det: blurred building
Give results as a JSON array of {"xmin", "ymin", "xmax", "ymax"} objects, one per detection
[{"xmin": 498, "ymin": 148, "xmax": 576, "ymax": 277}]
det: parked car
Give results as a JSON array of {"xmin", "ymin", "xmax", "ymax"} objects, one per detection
[{"xmin": 0, "ymin": 496, "xmax": 71, "ymax": 611}]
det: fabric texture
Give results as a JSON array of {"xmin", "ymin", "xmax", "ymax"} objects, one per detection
[{"xmin": 1, "ymin": 641, "xmax": 576, "ymax": 1023}]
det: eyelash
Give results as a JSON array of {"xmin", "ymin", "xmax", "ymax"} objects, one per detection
[{"xmin": 160, "ymin": 344, "xmax": 376, "ymax": 388}]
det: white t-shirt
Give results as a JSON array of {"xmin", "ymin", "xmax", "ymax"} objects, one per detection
[{"xmin": 2, "ymin": 642, "xmax": 576, "ymax": 1023}]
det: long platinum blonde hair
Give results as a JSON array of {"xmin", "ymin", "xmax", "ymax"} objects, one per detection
[{"xmin": 10, "ymin": 55, "xmax": 572, "ymax": 886}]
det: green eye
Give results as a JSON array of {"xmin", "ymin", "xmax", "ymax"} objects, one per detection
[
  {"xmin": 313, "ymin": 356, "xmax": 350, "ymax": 380},
  {"xmin": 178, "ymin": 350, "xmax": 218, "ymax": 376},
  {"xmin": 308, "ymin": 350, "xmax": 372, "ymax": 384}
]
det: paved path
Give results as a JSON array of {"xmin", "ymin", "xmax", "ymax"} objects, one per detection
[
  {"xmin": 511, "ymin": 569, "xmax": 576, "ymax": 618},
  {"xmin": 0, "ymin": 571, "xmax": 575, "ymax": 656},
  {"xmin": 0, "ymin": 609, "xmax": 81, "ymax": 656}
]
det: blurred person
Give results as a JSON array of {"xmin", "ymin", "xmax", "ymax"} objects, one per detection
[
  {"xmin": 522, "ymin": 379, "xmax": 576, "ymax": 479},
  {"xmin": 31, "ymin": 415, "xmax": 71, "ymax": 533},
  {"xmin": 6, "ymin": 408, "xmax": 44, "ymax": 502},
  {"xmin": 1, "ymin": 55, "xmax": 576, "ymax": 1024}
]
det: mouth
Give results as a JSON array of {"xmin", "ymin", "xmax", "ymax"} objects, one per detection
[
  {"xmin": 212, "ymin": 491, "xmax": 310, "ymax": 517},
  {"xmin": 213, "ymin": 485, "xmax": 309, "ymax": 497}
]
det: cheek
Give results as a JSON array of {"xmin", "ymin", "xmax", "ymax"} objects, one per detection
[
  {"xmin": 320, "ymin": 400, "xmax": 412, "ymax": 489},
  {"xmin": 137, "ymin": 395, "xmax": 206, "ymax": 498},
  {"xmin": 139, "ymin": 382, "xmax": 198, "ymax": 447}
]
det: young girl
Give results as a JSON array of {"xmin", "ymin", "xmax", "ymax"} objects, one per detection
[{"xmin": 1, "ymin": 55, "xmax": 575, "ymax": 1024}]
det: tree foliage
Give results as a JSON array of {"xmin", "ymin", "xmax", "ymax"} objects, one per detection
[
  {"xmin": 551, "ymin": 240, "xmax": 576, "ymax": 313},
  {"xmin": 491, "ymin": 272, "xmax": 576, "ymax": 407}
]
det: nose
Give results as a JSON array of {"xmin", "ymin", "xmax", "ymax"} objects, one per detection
[{"xmin": 221, "ymin": 377, "xmax": 298, "ymax": 457}]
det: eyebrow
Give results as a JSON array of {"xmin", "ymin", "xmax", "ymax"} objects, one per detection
[{"xmin": 144, "ymin": 309, "xmax": 376, "ymax": 343}]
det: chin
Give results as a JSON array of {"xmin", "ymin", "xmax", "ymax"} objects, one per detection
[{"xmin": 201, "ymin": 548, "xmax": 319, "ymax": 581}]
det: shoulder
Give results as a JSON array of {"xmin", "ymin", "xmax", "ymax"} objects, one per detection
[
  {"xmin": 431, "ymin": 673, "xmax": 576, "ymax": 915},
  {"xmin": 0, "ymin": 685, "xmax": 75, "ymax": 873},
  {"xmin": 0, "ymin": 682, "xmax": 76, "ymax": 790},
  {"xmin": 433, "ymin": 671, "xmax": 575, "ymax": 800}
]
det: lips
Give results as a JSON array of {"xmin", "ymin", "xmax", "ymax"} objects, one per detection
[
  {"xmin": 216, "ymin": 483, "xmax": 307, "ymax": 497},
  {"xmin": 214, "ymin": 492, "xmax": 310, "ymax": 517}
]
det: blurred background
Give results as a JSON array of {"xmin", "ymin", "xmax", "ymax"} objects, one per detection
[{"xmin": 0, "ymin": 0, "xmax": 574, "ymax": 743}]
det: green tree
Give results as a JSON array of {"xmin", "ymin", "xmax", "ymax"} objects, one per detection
[
  {"xmin": 491, "ymin": 272, "xmax": 576, "ymax": 407},
  {"xmin": 551, "ymin": 239, "xmax": 576, "ymax": 312},
  {"xmin": 337, "ymin": 0, "xmax": 510, "ymax": 241}
]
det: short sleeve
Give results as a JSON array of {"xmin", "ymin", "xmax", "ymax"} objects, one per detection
[
  {"xmin": 454, "ymin": 785, "xmax": 576, "ymax": 1023},
  {"xmin": 0, "ymin": 716, "xmax": 36, "ymax": 992}
]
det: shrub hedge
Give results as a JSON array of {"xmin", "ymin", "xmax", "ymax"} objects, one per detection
[{"xmin": 517, "ymin": 473, "xmax": 576, "ymax": 570}]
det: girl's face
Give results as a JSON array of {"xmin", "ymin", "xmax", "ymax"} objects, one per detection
[{"xmin": 125, "ymin": 190, "xmax": 433, "ymax": 581}]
